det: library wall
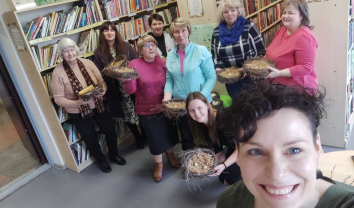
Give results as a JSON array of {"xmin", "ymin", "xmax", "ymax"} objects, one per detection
[
  {"xmin": 176, "ymin": 0, "xmax": 218, "ymax": 25},
  {"xmin": 0, "ymin": 3, "xmax": 65, "ymax": 168}
]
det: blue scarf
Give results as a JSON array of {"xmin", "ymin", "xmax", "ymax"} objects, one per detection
[{"xmin": 219, "ymin": 17, "xmax": 246, "ymax": 46}]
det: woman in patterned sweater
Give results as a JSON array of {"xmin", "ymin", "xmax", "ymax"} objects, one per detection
[{"xmin": 211, "ymin": 0, "xmax": 266, "ymax": 98}]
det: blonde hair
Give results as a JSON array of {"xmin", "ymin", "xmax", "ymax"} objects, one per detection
[
  {"xmin": 217, "ymin": 0, "xmax": 246, "ymax": 22},
  {"xmin": 57, "ymin": 38, "xmax": 79, "ymax": 58},
  {"xmin": 137, "ymin": 35, "xmax": 158, "ymax": 52},
  {"xmin": 169, "ymin": 17, "xmax": 192, "ymax": 37}
]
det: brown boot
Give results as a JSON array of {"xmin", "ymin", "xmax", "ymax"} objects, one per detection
[
  {"xmin": 166, "ymin": 152, "xmax": 180, "ymax": 169},
  {"xmin": 154, "ymin": 162, "xmax": 163, "ymax": 182}
]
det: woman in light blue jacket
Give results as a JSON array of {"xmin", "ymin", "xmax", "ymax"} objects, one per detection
[{"xmin": 163, "ymin": 17, "xmax": 217, "ymax": 150}]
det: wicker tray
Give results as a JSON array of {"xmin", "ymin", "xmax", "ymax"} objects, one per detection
[
  {"xmin": 156, "ymin": 98, "xmax": 187, "ymax": 119},
  {"xmin": 102, "ymin": 55, "xmax": 139, "ymax": 79},
  {"xmin": 243, "ymin": 57, "xmax": 275, "ymax": 79},
  {"xmin": 217, "ymin": 66, "xmax": 244, "ymax": 84},
  {"xmin": 78, "ymin": 84, "xmax": 104, "ymax": 101},
  {"xmin": 180, "ymin": 148, "xmax": 218, "ymax": 179}
]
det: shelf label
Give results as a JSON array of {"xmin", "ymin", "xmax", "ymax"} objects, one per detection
[
  {"xmin": 130, "ymin": 36, "xmax": 139, "ymax": 40},
  {"xmin": 67, "ymin": 29, "xmax": 79, "ymax": 35},
  {"xmin": 147, "ymin": 7, "xmax": 153, "ymax": 11},
  {"xmin": 155, "ymin": 5, "xmax": 161, "ymax": 8},
  {"xmin": 84, "ymin": 51, "xmax": 94, "ymax": 58},
  {"xmin": 110, "ymin": 17, "xmax": 120, "ymax": 22},
  {"xmin": 92, "ymin": 22, "xmax": 102, "ymax": 27},
  {"xmin": 29, "ymin": 38, "xmax": 43, "ymax": 44},
  {"xmin": 161, "ymin": 3, "xmax": 168, "ymax": 7},
  {"xmin": 141, "ymin": 32, "xmax": 148, "ymax": 36},
  {"xmin": 79, "ymin": 25, "xmax": 91, "ymax": 32},
  {"xmin": 43, "ymin": 36, "xmax": 52, "ymax": 42},
  {"xmin": 128, "ymin": 12, "xmax": 136, "ymax": 17}
]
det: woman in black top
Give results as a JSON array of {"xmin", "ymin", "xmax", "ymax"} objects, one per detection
[{"xmin": 186, "ymin": 91, "xmax": 241, "ymax": 185}]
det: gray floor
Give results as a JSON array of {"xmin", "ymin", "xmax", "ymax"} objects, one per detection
[
  {"xmin": 0, "ymin": 137, "xmax": 226, "ymax": 208},
  {"xmin": 1, "ymin": 132, "xmax": 354, "ymax": 208}
]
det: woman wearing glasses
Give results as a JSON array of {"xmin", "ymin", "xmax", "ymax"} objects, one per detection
[{"xmin": 122, "ymin": 35, "xmax": 180, "ymax": 182}]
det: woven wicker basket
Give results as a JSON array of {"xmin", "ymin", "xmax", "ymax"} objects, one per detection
[
  {"xmin": 79, "ymin": 84, "xmax": 104, "ymax": 101},
  {"xmin": 217, "ymin": 66, "xmax": 244, "ymax": 84},
  {"xmin": 243, "ymin": 57, "xmax": 275, "ymax": 80},
  {"xmin": 156, "ymin": 98, "xmax": 187, "ymax": 119},
  {"xmin": 102, "ymin": 55, "xmax": 139, "ymax": 79},
  {"xmin": 180, "ymin": 148, "xmax": 218, "ymax": 179}
]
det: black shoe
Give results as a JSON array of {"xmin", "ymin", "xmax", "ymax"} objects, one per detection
[
  {"xmin": 135, "ymin": 141, "xmax": 145, "ymax": 149},
  {"xmin": 110, "ymin": 155, "xmax": 127, "ymax": 165},
  {"xmin": 98, "ymin": 162, "xmax": 112, "ymax": 173}
]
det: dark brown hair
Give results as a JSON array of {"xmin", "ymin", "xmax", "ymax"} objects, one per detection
[
  {"xmin": 186, "ymin": 92, "xmax": 219, "ymax": 146},
  {"xmin": 282, "ymin": 0, "xmax": 314, "ymax": 30},
  {"xmin": 148, "ymin": 13, "xmax": 164, "ymax": 26},
  {"xmin": 97, "ymin": 22, "xmax": 126, "ymax": 61},
  {"xmin": 218, "ymin": 82, "xmax": 326, "ymax": 149}
]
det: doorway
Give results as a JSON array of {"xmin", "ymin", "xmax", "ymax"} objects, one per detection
[{"xmin": 0, "ymin": 54, "xmax": 46, "ymax": 189}]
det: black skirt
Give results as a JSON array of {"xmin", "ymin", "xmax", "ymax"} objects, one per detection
[{"xmin": 138, "ymin": 113, "xmax": 179, "ymax": 155}]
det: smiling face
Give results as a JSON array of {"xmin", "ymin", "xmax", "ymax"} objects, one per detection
[
  {"xmin": 140, "ymin": 41, "xmax": 157, "ymax": 62},
  {"xmin": 188, "ymin": 99, "xmax": 209, "ymax": 125},
  {"xmin": 103, "ymin": 26, "xmax": 116, "ymax": 42},
  {"xmin": 282, "ymin": 5, "xmax": 303, "ymax": 33},
  {"xmin": 236, "ymin": 108, "xmax": 323, "ymax": 208},
  {"xmin": 62, "ymin": 46, "xmax": 77, "ymax": 64},
  {"xmin": 222, "ymin": 6, "xmax": 238, "ymax": 27},
  {"xmin": 151, "ymin": 19, "xmax": 164, "ymax": 37},
  {"xmin": 173, "ymin": 25, "xmax": 190, "ymax": 47}
]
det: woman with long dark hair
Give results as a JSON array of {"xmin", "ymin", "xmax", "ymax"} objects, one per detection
[{"xmin": 94, "ymin": 22, "xmax": 145, "ymax": 149}]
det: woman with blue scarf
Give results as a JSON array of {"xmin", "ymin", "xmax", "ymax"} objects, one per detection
[{"xmin": 211, "ymin": 0, "xmax": 265, "ymax": 98}]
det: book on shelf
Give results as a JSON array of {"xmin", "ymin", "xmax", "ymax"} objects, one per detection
[
  {"xmin": 57, "ymin": 106, "xmax": 69, "ymax": 122},
  {"xmin": 42, "ymin": 72, "xmax": 53, "ymax": 96}
]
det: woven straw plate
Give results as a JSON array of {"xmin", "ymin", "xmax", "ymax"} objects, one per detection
[{"xmin": 217, "ymin": 66, "xmax": 244, "ymax": 84}]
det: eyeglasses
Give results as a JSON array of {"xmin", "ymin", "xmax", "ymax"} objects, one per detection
[{"xmin": 143, "ymin": 43, "xmax": 157, "ymax": 48}]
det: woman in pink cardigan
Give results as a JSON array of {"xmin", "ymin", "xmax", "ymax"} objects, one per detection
[
  {"xmin": 51, "ymin": 38, "xmax": 126, "ymax": 173},
  {"xmin": 265, "ymin": 0, "xmax": 318, "ymax": 90},
  {"xmin": 121, "ymin": 35, "xmax": 180, "ymax": 182}
]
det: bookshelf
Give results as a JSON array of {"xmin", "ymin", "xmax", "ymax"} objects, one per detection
[
  {"xmin": 2, "ymin": 0, "xmax": 135, "ymax": 173},
  {"xmin": 307, "ymin": 0, "xmax": 351, "ymax": 148}
]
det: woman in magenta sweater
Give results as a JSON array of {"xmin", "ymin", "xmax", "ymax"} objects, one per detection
[
  {"xmin": 265, "ymin": 0, "xmax": 318, "ymax": 90},
  {"xmin": 122, "ymin": 35, "xmax": 180, "ymax": 182}
]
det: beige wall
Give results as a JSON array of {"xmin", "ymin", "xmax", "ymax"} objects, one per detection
[{"xmin": 0, "ymin": 2, "xmax": 65, "ymax": 168}]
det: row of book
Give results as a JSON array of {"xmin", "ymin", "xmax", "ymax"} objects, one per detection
[
  {"xmin": 262, "ymin": 22, "xmax": 281, "ymax": 47},
  {"xmin": 23, "ymin": 0, "xmax": 102, "ymax": 41},
  {"xmin": 71, "ymin": 141, "xmax": 91, "ymax": 165},
  {"xmin": 99, "ymin": 0, "xmax": 155, "ymax": 19},
  {"xmin": 258, "ymin": 0, "xmax": 281, "ymax": 8},
  {"xmin": 349, "ymin": 20, "xmax": 354, "ymax": 51},
  {"xmin": 257, "ymin": 2, "xmax": 282, "ymax": 31},
  {"xmin": 57, "ymin": 106, "xmax": 69, "ymax": 123},
  {"xmin": 157, "ymin": 7, "xmax": 179, "ymax": 25},
  {"xmin": 42, "ymin": 72, "xmax": 53, "ymax": 97},
  {"xmin": 117, "ymin": 16, "xmax": 150, "ymax": 40},
  {"xmin": 31, "ymin": 44, "xmax": 61, "ymax": 70},
  {"xmin": 63, "ymin": 123, "xmax": 82, "ymax": 143},
  {"xmin": 77, "ymin": 29, "xmax": 100, "ymax": 55}
]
